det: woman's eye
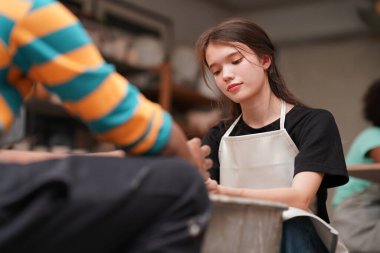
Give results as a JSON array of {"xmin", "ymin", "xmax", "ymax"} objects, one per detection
[
  {"xmin": 232, "ymin": 58, "xmax": 243, "ymax": 65},
  {"xmin": 212, "ymin": 70, "xmax": 221, "ymax": 76}
]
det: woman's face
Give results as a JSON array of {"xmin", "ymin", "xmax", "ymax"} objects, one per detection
[{"xmin": 205, "ymin": 42, "xmax": 271, "ymax": 104}]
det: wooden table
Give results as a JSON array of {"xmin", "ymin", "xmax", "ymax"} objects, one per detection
[{"xmin": 347, "ymin": 163, "xmax": 380, "ymax": 184}]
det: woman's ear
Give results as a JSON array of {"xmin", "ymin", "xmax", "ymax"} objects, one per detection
[{"xmin": 261, "ymin": 55, "xmax": 272, "ymax": 70}]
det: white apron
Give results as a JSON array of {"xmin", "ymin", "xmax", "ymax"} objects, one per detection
[{"xmin": 219, "ymin": 100, "xmax": 347, "ymax": 253}]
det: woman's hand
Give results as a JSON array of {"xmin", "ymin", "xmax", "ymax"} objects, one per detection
[
  {"xmin": 187, "ymin": 137, "xmax": 213, "ymax": 180},
  {"xmin": 153, "ymin": 122, "xmax": 214, "ymax": 179},
  {"xmin": 205, "ymin": 178, "xmax": 222, "ymax": 194}
]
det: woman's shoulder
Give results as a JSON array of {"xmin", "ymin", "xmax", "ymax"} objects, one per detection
[
  {"xmin": 287, "ymin": 105, "xmax": 336, "ymax": 126},
  {"xmin": 290, "ymin": 105, "xmax": 333, "ymax": 117}
]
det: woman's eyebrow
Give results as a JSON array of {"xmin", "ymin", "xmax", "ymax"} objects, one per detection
[{"xmin": 208, "ymin": 51, "xmax": 241, "ymax": 69}]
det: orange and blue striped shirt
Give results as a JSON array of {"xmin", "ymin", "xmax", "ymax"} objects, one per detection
[{"xmin": 0, "ymin": 0, "xmax": 172, "ymax": 155}]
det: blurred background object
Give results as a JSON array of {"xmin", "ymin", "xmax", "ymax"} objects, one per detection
[
  {"xmin": 171, "ymin": 45, "xmax": 199, "ymax": 87},
  {"xmin": 357, "ymin": 0, "xmax": 380, "ymax": 33},
  {"xmin": 127, "ymin": 35, "xmax": 165, "ymax": 68},
  {"xmin": 0, "ymin": 107, "xmax": 26, "ymax": 147}
]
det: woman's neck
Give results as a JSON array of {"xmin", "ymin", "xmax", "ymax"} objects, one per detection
[{"xmin": 240, "ymin": 93, "xmax": 282, "ymax": 129}]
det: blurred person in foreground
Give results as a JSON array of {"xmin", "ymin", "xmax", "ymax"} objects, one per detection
[
  {"xmin": 332, "ymin": 79, "xmax": 380, "ymax": 253},
  {"xmin": 0, "ymin": 0, "xmax": 212, "ymax": 252}
]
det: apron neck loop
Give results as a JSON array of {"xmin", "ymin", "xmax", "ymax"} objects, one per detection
[
  {"xmin": 280, "ymin": 100, "xmax": 286, "ymax": 130},
  {"xmin": 224, "ymin": 115, "xmax": 241, "ymax": 137},
  {"xmin": 224, "ymin": 100, "xmax": 286, "ymax": 137}
]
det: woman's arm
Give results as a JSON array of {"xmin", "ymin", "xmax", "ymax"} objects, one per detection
[{"xmin": 206, "ymin": 171, "xmax": 324, "ymax": 210}]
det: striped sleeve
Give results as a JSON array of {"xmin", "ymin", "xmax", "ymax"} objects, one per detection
[
  {"xmin": 0, "ymin": 0, "xmax": 32, "ymax": 135},
  {"xmin": 6, "ymin": 0, "xmax": 172, "ymax": 154}
]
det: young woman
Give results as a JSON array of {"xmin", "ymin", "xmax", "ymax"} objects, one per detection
[{"xmin": 196, "ymin": 18, "xmax": 349, "ymax": 253}]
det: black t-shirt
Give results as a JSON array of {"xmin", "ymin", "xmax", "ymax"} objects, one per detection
[{"xmin": 202, "ymin": 105, "xmax": 348, "ymax": 223}]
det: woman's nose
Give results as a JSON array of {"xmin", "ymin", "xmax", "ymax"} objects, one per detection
[{"xmin": 222, "ymin": 66, "xmax": 234, "ymax": 81}]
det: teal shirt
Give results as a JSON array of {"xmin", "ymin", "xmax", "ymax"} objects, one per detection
[{"xmin": 332, "ymin": 127, "xmax": 380, "ymax": 207}]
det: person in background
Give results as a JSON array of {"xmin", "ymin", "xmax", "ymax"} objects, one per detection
[
  {"xmin": 196, "ymin": 18, "xmax": 349, "ymax": 253},
  {"xmin": 332, "ymin": 79, "xmax": 380, "ymax": 253},
  {"xmin": 0, "ymin": 0, "xmax": 212, "ymax": 252}
]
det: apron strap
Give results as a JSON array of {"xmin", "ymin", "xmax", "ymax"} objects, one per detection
[
  {"xmin": 224, "ymin": 100, "xmax": 286, "ymax": 136},
  {"xmin": 280, "ymin": 100, "xmax": 286, "ymax": 130},
  {"xmin": 223, "ymin": 115, "xmax": 242, "ymax": 137}
]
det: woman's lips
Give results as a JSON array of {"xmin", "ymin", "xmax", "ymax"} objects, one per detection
[{"xmin": 227, "ymin": 83, "xmax": 241, "ymax": 92}]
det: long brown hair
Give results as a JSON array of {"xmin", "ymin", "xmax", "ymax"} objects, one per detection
[{"xmin": 196, "ymin": 18, "xmax": 304, "ymax": 122}]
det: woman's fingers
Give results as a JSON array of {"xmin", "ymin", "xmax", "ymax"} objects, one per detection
[
  {"xmin": 205, "ymin": 158, "xmax": 213, "ymax": 170},
  {"xmin": 205, "ymin": 178, "xmax": 219, "ymax": 193},
  {"xmin": 200, "ymin": 144, "xmax": 211, "ymax": 157},
  {"xmin": 186, "ymin": 137, "xmax": 212, "ymax": 180}
]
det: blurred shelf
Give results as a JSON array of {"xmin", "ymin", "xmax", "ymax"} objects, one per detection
[
  {"xmin": 26, "ymin": 98, "xmax": 70, "ymax": 119},
  {"xmin": 142, "ymin": 84, "xmax": 216, "ymax": 112}
]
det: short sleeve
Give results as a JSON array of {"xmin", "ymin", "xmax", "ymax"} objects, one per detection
[{"xmin": 294, "ymin": 110, "xmax": 348, "ymax": 188}]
